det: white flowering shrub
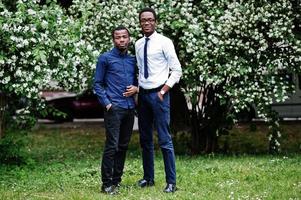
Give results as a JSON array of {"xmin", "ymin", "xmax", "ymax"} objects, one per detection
[
  {"xmin": 175, "ymin": 0, "xmax": 301, "ymax": 153},
  {"xmin": 0, "ymin": 0, "xmax": 93, "ymax": 129},
  {"xmin": 181, "ymin": 0, "xmax": 301, "ymax": 111}
]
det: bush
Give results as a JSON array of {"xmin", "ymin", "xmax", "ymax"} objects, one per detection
[{"xmin": 0, "ymin": 130, "xmax": 30, "ymax": 165}]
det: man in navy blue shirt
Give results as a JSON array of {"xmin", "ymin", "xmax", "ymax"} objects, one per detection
[{"xmin": 93, "ymin": 25, "xmax": 138, "ymax": 194}]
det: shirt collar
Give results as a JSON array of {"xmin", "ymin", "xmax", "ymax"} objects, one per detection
[
  {"xmin": 112, "ymin": 47, "xmax": 127, "ymax": 56},
  {"xmin": 144, "ymin": 31, "xmax": 157, "ymax": 40}
]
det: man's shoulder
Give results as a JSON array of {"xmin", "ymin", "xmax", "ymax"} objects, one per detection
[
  {"xmin": 135, "ymin": 37, "xmax": 145, "ymax": 45},
  {"xmin": 98, "ymin": 50, "xmax": 112, "ymax": 60},
  {"xmin": 127, "ymin": 54, "xmax": 136, "ymax": 60},
  {"xmin": 156, "ymin": 32, "xmax": 172, "ymax": 43}
]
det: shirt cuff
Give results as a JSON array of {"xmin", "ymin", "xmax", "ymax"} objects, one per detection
[
  {"xmin": 165, "ymin": 80, "xmax": 175, "ymax": 89},
  {"xmin": 103, "ymin": 99, "xmax": 111, "ymax": 107}
]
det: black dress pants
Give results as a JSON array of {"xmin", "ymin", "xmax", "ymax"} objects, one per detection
[{"xmin": 101, "ymin": 105, "xmax": 134, "ymax": 187}]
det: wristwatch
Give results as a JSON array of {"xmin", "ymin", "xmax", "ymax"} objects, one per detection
[{"xmin": 160, "ymin": 90, "xmax": 165, "ymax": 95}]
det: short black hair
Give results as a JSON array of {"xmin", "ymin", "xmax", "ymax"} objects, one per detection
[
  {"xmin": 111, "ymin": 25, "xmax": 130, "ymax": 38},
  {"xmin": 139, "ymin": 7, "xmax": 157, "ymax": 21}
]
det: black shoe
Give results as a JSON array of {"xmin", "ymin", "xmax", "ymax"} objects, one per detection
[
  {"xmin": 101, "ymin": 185, "xmax": 117, "ymax": 195},
  {"xmin": 113, "ymin": 183, "xmax": 121, "ymax": 192},
  {"xmin": 163, "ymin": 183, "xmax": 177, "ymax": 193},
  {"xmin": 137, "ymin": 179, "xmax": 155, "ymax": 187},
  {"xmin": 113, "ymin": 183, "xmax": 121, "ymax": 188}
]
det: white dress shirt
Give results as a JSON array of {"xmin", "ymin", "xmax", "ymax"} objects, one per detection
[{"xmin": 135, "ymin": 31, "xmax": 182, "ymax": 89}]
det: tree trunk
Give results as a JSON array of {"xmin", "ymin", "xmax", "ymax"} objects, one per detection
[
  {"xmin": 190, "ymin": 107, "xmax": 201, "ymax": 154},
  {"xmin": 170, "ymin": 84, "xmax": 190, "ymax": 134},
  {"xmin": 0, "ymin": 92, "xmax": 7, "ymax": 138},
  {"xmin": 189, "ymin": 85, "xmax": 232, "ymax": 154}
]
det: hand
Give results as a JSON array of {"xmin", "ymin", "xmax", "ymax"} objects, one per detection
[
  {"xmin": 106, "ymin": 104, "xmax": 112, "ymax": 111},
  {"xmin": 123, "ymin": 85, "xmax": 138, "ymax": 97},
  {"xmin": 157, "ymin": 85, "xmax": 170, "ymax": 102},
  {"xmin": 157, "ymin": 91, "xmax": 164, "ymax": 101}
]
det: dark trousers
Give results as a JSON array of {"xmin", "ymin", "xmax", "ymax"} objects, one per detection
[
  {"xmin": 138, "ymin": 91, "xmax": 176, "ymax": 184},
  {"xmin": 101, "ymin": 105, "xmax": 135, "ymax": 187}
]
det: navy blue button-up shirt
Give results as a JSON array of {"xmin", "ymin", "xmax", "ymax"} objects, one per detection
[{"xmin": 93, "ymin": 47, "xmax": 137, "ymax": 109}]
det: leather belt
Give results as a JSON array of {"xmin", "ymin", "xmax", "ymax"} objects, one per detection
[{"xmin": 139, "ymin": 85, "xmax": 163, "ymax": 94}]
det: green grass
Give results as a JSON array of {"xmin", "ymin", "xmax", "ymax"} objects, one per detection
[{"xmin": 0, "ymin": 124, "xmax": 300, "ymax": 200}]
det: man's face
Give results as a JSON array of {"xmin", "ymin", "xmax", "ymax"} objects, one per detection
[
  {"xmin": 139, "ymin": 11, "xmax": 156, "ymax": 37},
  {"xmin": 113, "ymin": 29, "xmax": 130, "ymax": 51}
]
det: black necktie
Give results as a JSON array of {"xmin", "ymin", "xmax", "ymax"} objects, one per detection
[{"xmin": 144, "ymin": 37, "xmax": 150, "ymax": 79}]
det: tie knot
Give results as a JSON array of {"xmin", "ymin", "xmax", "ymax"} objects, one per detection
[{"xmin": 145, "ymin": 37, "xmax": 150, "ymax": 42}]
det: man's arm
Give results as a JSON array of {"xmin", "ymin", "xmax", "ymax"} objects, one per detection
[
  {"xmin": 157, "ymin": 38, "xmax": 182, "ymax": 101},
  {"xmin": 123, "ymin": 60, "xmax": 139, "ymax": 97},
  {"xmin": 163, "ymin": 38, "xmax": 182, "ymax": 89},
  {"xmin": 93, "ymin": 55, "xmax": 111, "ymax": 110}
]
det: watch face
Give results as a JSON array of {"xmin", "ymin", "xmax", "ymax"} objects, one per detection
[{"xmin": 160, "ymin": 90, "xmax": 165, "ymax": 95}]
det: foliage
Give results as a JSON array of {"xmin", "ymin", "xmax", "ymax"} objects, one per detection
[
  {"xmin": 0, "ymin": 0, "xmax": 95, "ymax": 125},
  {"xmin": 1, "ymin": 0, "xmax": 301, "ymax": 152},
  {"xmin": 178, "ymin": 0, "xmax": 301, "ymax": 152},
  {"xmin": 0, "ymin": 126, "xmax": 300, "ymax": 199},
  {"xmin": 0, "ymin": 130, "xmax": 30, "ymax": 165},
  {"xmin": 183, "ymin": 0, "xmax": 301, "ymax": 112}
]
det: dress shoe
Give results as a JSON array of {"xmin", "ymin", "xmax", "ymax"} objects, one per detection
[
  {"xmin": 163, "ymin": 183, "xmax": 177, "ymax": 193},
  {"xmin": 137, "ymin": 179, "xmax": 155, "ymax": 187},
  {"xmin": 113, "ymin": 183, "xmax": 121, "ymax": 188},
  {"xmin": 101, "ymin": 185, "xmax": 117, "ymax": 195}
]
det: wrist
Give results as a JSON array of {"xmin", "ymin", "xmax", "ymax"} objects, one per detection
[
  {"xmin": 160, "ymin": 90, "xmax": 165, "ymax": 95},
  {"xmin": 106, "ymin": 104, "xmax": 112, "ymax": 111}
]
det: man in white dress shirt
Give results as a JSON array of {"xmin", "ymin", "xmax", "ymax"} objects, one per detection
[{"xmin": 135, "ymin": 7, "xmax": 182, "ymax": 193}]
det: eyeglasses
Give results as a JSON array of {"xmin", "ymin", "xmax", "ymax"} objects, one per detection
[{"xmin": 140, "ymin": 18, "xmax": 155, "ymax": 24}]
